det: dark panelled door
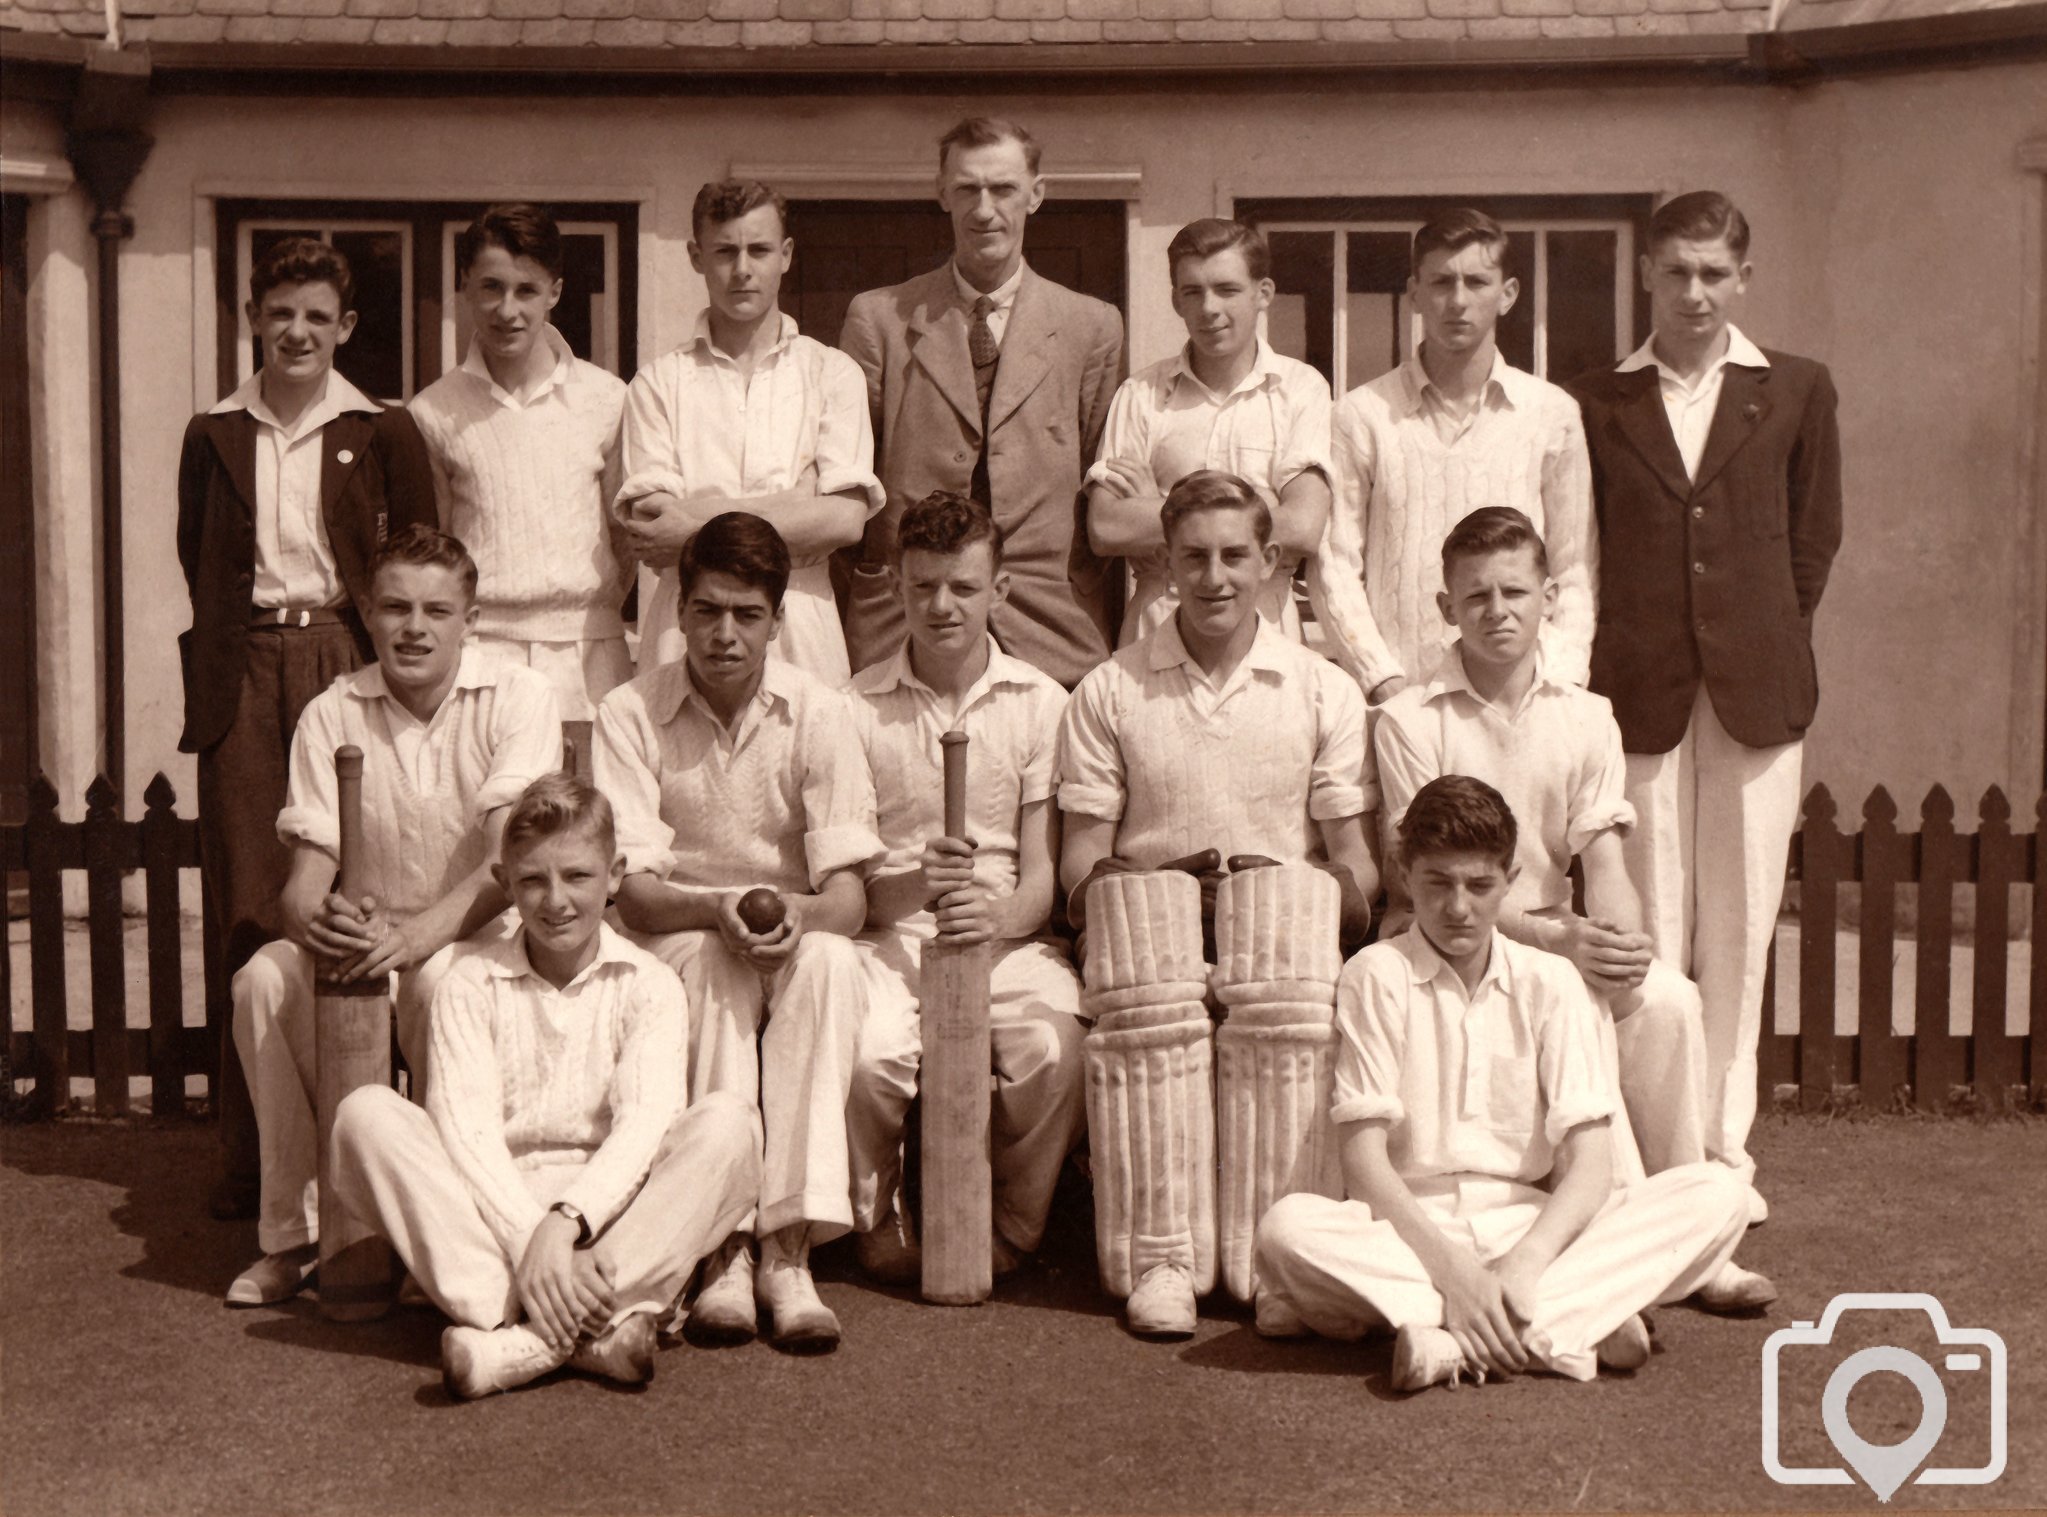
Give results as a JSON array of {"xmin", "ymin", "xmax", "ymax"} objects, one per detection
[{"xmin": 779, "ymin": 199, "xmax": 1127, "ymax": 347}]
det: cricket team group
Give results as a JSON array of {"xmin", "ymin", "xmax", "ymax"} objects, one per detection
[{"xmin": 179, "ymin": 114, "xmax": 1842, "ymax": 1399}]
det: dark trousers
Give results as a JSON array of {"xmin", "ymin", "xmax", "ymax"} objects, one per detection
[{"xmin": 198, "ymin": 623, "xmax": 360, "ymax": 1185}]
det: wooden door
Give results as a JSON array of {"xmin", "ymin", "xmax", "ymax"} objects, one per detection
[{"xmin": 779, "ymin": 199, "xmax": 1127, "ymax": 348}]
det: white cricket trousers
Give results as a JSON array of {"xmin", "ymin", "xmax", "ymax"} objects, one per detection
[
  {"xmin": 635, "ymin": 928, "xmax": 869, "ymax": 1242},
  {"xmin": 1598, "ymin": 958, "xmax": 1710, "ymax": 1178},
  {"xmin": 231, "ymin": 938, "xmax": 458, "ymax": 1255},
  {"xmin": 848, "ymin": 933, "xmax": 1087, "ymax": 1250},
  {"xmin": 330, "ymin": 1086, "xmax": 761, "ymax": 1329},
  {"xmin": 1254, "ymin": 1164, "xmax": 1749, "ymax": 1380},
  {"xmin": 1622, "ymin": 686, "xmax": 1802, "ymax": 1190}
]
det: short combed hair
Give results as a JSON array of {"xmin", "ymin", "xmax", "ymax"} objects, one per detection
[
  {"xmin": 1399, "ymin": 775, "xmax": 1518, "ymax": 872},
  {"xmin": 250, "ymin": 237, "xmax": 354, "ymax": 311},
  {"xmin": 938, "ymin": 117, "xmax": 1041, "ymax": 176},
  {"xmin": 1411, "ymin": 207, "xmax": 1512, "ymax": 279},
  {"xmin": 456, "ymin": 203, "xmax": 564, "ymax": 283},
  {"xmin": 502, "ymin": 773, "xmax": 617, "ymax": 862},
  {"xmin": 679, "ymin": 511, "xmax": 791, "ymax": 610},
  {"xmin": 1441, "ymin": 506, "xmax": 1550, "ymax": 583},
  {"xmin": 1160, "ymin": 469, "xmax": 1272, "ymax": 548},
  {"xmin": 692, "ymin": 179, "xmax": 790, "ymax": 243},
  {"xmin": 1649, "ymin": 190, "xmax": 1751, "ymax": 260},
  {"xmin": 896, "ymin": 490, "xmax": 1005, "ymax": 567},
  {"xmin": 1167, "ymin": 219, "xmax": 1269, "ymax": 283},
  {"xmin": 368, "ymin": 523, "xmax": 479, "ymax": 600}
]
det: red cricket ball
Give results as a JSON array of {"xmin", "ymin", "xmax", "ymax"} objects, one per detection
[{"xmin": 736, "ymin": 888, "xmax": 787, "ymax": 934}]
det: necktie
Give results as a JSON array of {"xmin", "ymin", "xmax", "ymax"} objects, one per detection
[{"xmin": 969, "ymin": 295, "xmax": 999, "ymax": 505}]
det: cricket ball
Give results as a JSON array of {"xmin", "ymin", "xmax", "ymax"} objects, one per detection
[{"xmin": 736, "ymin": 888, "xmax": 787, "ymax": 934}]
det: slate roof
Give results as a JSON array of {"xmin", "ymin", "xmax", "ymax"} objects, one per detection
[{"xmin": 0, "ymin": 0, "xmax": 2027, "ymax": 55}]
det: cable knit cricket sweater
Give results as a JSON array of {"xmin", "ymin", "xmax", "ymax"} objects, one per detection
[
  {"xmin": 409, "ymin": 327, "xmax": 632, "ymax": 644},
  {"xmin": 424, "ymin": 925, "xmax": 686, "ymax": 1259},
  {"xmin": 1305, "ymin": 354, "xmax": 1597, "ymax": 695}
]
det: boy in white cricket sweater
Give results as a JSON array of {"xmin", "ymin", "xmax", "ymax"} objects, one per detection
[
  {"xmin": 410, "ymin": 203, "xmax": 633, "ymax": 720},
  {"xmin": 845, "ymin": 491, "xmax": 1085, "ymax": 1283},
  {"xmin": 226, "ymin": 525, "xmax": 562, "ymax": 1308},
  {"xmin": 331, "ymin": 774, "xmax": 762, "ymax": 1398},
  {"xmin": 615, "ymin": 180, "xmax": 882, "ymax": 681},
  {"xmin": 1254, "ymin": 776, "xmax": 1751, "ymax": 1390},
  {"xmin": 1306, "ymin": 207, "xmax": 1596, "ymax": 704},
  {"xmin": 1087, "ymin": 218, "xmax": 1331, "ymax": 646}
]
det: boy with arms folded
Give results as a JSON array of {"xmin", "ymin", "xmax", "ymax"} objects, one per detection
[
  {"xmin": 331, "ymin": 775, "xmax": 761, "ymax": 1398},
  {"xmin": 844, "ymin": 491, "xmax": 1085, "ymax": 1280},
  {"xmin": 1254, "ymin": 776, "xmax": 1751, "ymax": 1390},
  {"xmin": 616, "ymin": 180, "xmax": 882, "ymax": 681},
  {"xmin": 1087, "ymin": 219, "xmax": 1332, "ymax": 646},
  {"xmin": 1371, "ymin": 508, "xmax": 1772, "ymax": 1310},
  {"xmin": 226, "ymin": 525, "xmax": 562, "ymax": 1307},
  {"xmin": 596, "ymin": 512, "xmax": 881, "ymax": 1352}
]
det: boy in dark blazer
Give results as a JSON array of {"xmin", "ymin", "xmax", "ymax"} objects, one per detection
[
  {"xmin": 177, "ymin": 237, "xmax": 436, "ymax": 1217},
  {"xmin": 840, "ymin": 117, "xmax": 1124, "ymax": 690},
  {"xmin": 1568, "ymin": 193, "xmax": 1841, "ymax": 1290}
]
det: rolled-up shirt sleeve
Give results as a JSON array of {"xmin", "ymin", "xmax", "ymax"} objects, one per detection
[
  {"xmin": 594, "ymin": 684, "xmax": 677, "ymax": 880},
  {"xmin": 614, "ymin": 357, "xmax": 690, "ymax": 514},
  {"xmin": 1564, "ymin": 698, "xmax": 1635, "ymax": 856},
  {"xmin": 1536, "ymin": 969, "xmax": 1615, "ymax": 1147},
  {"xmin": 275, "ymin": 693, "xmax": 345, "ymax": 856},
  {"xmin": 477, "ymin": 669, "xmax": 564, "ymax": 818},
  {"xmin": 1331, "ymin": 949, "xmax": 1408, "ymax": 1127},
  {"xmin": 798, "ymin": 690, "xmax": 884, "ymax": 887},
  {"xmin": 1018, "ymin": 684, "xmax": 1067, "ymax": 809},
  {"xmin": 1274, "ymin": 366, "xmax": 1334, "ymax": 490},
  {"xmin": 814, "ymin": 348, "xmax": 886, "ymax": 517},
  {"xmin": 1308, "ymin": 664, "xmax": 1373, "ymax": 820},
  {"xmin": 1054, "ymin": 669, "xmax": 1127, "ymax": 823},
  {"xmin": 1081, "ymin": 374, "xmax": 1157, "ymax": 493}
]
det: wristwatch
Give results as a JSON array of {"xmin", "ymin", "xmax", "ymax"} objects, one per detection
[{"xmin": 550, "ymin": 1201, "xmax": 591, "ymax": 1245}]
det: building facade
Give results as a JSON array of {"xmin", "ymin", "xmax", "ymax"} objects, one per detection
[{"xmin": 3, "ymin": 0, "xmax": 2046, "ymax": 841}]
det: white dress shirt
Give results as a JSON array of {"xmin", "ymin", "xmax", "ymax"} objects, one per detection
[
  {"xmin": 1616, "ymin": 324, "xmax": 1772, "ymax": 481},
  {"xmin": 952, "ymin": 260, "xmax": 1027, "ymax": 347}
]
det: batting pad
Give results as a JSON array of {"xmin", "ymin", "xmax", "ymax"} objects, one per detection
[
  {"xmin": 1082, "ymin": 870, "xmax": 1205, "ymax": 995},
  {"xmin": 1215, "ymin": 1001, "xmax": 1344, "ymax": 1304},
  {"xmin": 1083, "ymin": 1002, "xmax": 1218, "ymax": 1299},
  {"xmin": 1212, "ymin": 865, "xmax": 1340, "ymax": 997}
]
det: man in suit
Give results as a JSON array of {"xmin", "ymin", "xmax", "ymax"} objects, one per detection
[
  {"xmin": 176, "ymin": 237, "xmax": 436, "ymax": 1220},
  {"xmin": 840, "ymin": 117, "xmax": 1125, "ymax": 688},
  {"xmin": 1568, "ymin": 192, "xmax": 1841, "ymax": 1258}
]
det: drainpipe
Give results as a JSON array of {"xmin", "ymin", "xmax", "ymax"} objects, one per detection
[{"xmin": 65, "ymin": 46, "xmax": 151, "ymax": 802}]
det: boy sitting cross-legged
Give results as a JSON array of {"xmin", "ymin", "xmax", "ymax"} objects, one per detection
[
  {"xmin": 332, "ymin": 774, "xmax": 762, "ymax": 1398},
  {"xmin": 1253, "ymin": 775, "xmax": 1750, "ymax": 1390}
]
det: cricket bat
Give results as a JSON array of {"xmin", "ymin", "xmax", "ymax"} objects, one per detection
[
  {"xmin": 313, "ymin": 744, "xmax": 394, "ymax": 1322},
  {"xmin": 919, "ymin": 729, "xmax": 994, "ymax": 1305}
]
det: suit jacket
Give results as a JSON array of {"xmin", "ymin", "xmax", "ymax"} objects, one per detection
[
  {"xmin": 175, "ymin": 399, "xmax": 438, "ymax": 753},
  {"xmin": 840, "ymin": 262, "xmax": 1125, "ymax": 688},
  {"xmin": 1568, "ymin": 349, "xmax": 1841, "ymax": 754}
]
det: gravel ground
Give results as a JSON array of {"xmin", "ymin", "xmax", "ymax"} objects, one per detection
[{"xmin": 2, "ymin": 1115, "xmax": 2043, "ymax": 1517}]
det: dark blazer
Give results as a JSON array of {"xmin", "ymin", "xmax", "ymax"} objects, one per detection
[
  {"xmin": 175, "ymin": 396, "xmax": 437, "ymax": 753},
  {"xmin": 1568, "ymin": 349, "xmax": 1842, "ymax": 754},
  {"xmin": 840, "ymin": 262, "xmax": 1124, "ymax": 688}
]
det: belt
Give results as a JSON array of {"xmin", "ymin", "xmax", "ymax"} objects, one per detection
[{"xmin": 249, "ymin": 606, "xmax": 349, "ymax": 629}]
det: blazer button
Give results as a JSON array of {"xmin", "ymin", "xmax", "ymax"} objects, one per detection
[
  {"xmin": 1691, "ymin": 506, "xmax": 1704, "ymax": 519},
  {"xmin": 1692, "ymin": 562, "xmax": 1706, "ymax": 575}
]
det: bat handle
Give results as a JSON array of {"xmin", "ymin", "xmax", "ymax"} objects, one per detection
[
  {"xmin": 940, "ymin": 729, "xmax": 969, "ymax": 842},
  {"xmin": 334, "ymin": 744, "xmax": 365, "ymax": 903}
]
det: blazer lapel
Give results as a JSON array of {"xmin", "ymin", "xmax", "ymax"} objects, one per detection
[
  {"xmin": 986, "ymin": 268, "xmax": 1054, "ymax": 434},
  {"xmin": 907, "ymin": 272, "xmax": 984, "ymax": 435},
  {"xmin": 1689, "ymin": 365, "xmax": 1772, "ymax": 499},
  {"xmin": 204, "ymin": 411, "xmax": 261, "ymax": 522},
  {"xmin": 1608, "ymin": 368, "xmax": 1694, "ymax": 505},
  {"xmin": 321, "ymin": 410, "xmax": 379, "ymax": 539}
]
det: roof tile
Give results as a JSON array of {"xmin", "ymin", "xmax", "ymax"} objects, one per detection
[
  {"xmin": 1284, "ymin": 0, "xmax": 1359, "ymax": 16},
  {"xmin": 994, "ymin": 0, "xmax": 1062, "ymax": 16},
  {"xmin": 1248, "ymin": 16, "xmax": 1321, "ymax": 35},
  {"xmin": 196, "ymin": 0, "xmax": 271, "ymax": 16},
  {"xmin": 921, "ymin": 0, "xmax": 992, "ymax": 16},
  {"xmin": 346, "ymin": 0, "xmax": 417, "ymax": 17},
  {"xmin": 810, "ymin": 14, "xmax": 887, "ymax": 33},
  {"xmin": 56, "ymin": 5, "xmax": 105, "ymax": 26},
  {"xmin": 121, "ymin": 0, "xmax": 199, "ymax": 17},
  {"xmin": 444, "ymin": 14, "xmax": 520, "ymax": 36},
  {"xmin": 1137, "ymin": 0, "xmax": 1204, "ymax": 16},
  {"xmin": 1100, "ymin": 14, "xmax": 1172, "ymax": 33},
  {"xmin": 1390, "ymin": 12, "xmax": 1464, "ymax": 29},
  {"xmin": 1503, "ymin": 0, "xmax": 1571, "ymax": 15},
  {"xmin": 296, "ymin": 12, "xmax": 378, "ymax": 33},
  {"xmin": 564, "ymin": 0, "xmax": 634, "ymax": 16},
  {"xmin": 368, "ymin": 13, "xmax": 450, "ymax": 36},
  {"xmin": 1426, "ymin": 0, "xmax": 1498, "ymax": 17},
  {"xmin": 1537, "ymin": 11, "xmax": 1615, "ymax": 29},
  {"xmin": 591, "ymin": 12, "xmax": 666, "ymax": 34},
  {"xmin": 884, "ymin": 12, "xmax": 959, "ymax": 31},
  {"xmin": 270, "ymin": 0, "xmax": 345, "ymax": 15},
  {"xmin": 1318, "ymin": 14, "xmax": 1396, "ymax": 33},
  {"xmin": 741, "ymin": 14, "xmax": 812, "ymax": 35},
  {"xmin": 520, "ymin": 13, "xmax": 596, "ymax": 36},
  {"xmin": 420, "ymin": 0, "xmax": 478, "ymax": 17},
  {"xmin": 1466, "ymin": 12, "xmax": 1541, "ymax": 31},
  {"xmin": 780, "ymin": 0, "xmax": 852, "ymax": 18},
  {"xmin": 1028, "ymin": 12, "xmax": 1101, "ymax": 30},
  {"xmin": 223, "ymin": 13, "xmax": 305, "ymax": 35},
  {"xmin": 708, "ymin": 0, "xmax": 778, "ymax": 18},
  {"xmin": 1067, "ymin": 0, "xmax": 1136, "ymax": 18},
  {"xmin": 488, "ymin": 0, "xmax": 562, "ymax": 19},
  {"xmin": 1574, "ymin": 0, "xmax": 1648, "ymax": 15},
  {"xmin": 666, "ymin": 14, "xmax": 741, "ymax": 35},
  {"xmin": 134, "ymin": 11, "xmax": 228, "ymax": 35},
  {"xmin": 957, "ymin": 13, "xmax": 1031, "ymax": 33},
  {"xmin": 637, "ymin": 0, "xmax": 710, "ymax": 17},
  {"xmin": 1353, "ymin": 0, "xmax": 1425, "ymax": 15},
  {"xmin": 1172, "ymin": 14, "xmax": 1249, "ymax": 32},
  {"xmin": 1213, "ymin": 0, "xmax": 1283, "ymax": 17},
  {"xmin": 1615, "ymin": 10, "xmax": 1697, "ymax": 30}
]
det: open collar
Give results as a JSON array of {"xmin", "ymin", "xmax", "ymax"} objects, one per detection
[
  {"xmin": 485, "ymin": 922, "xmax": 639, "ymax": 989},
  {"xmin": 1617, "ymin": 323, "xmax": 1771, "ymax": 388},
  {"xmin": 346, "ymin": 641, "xmax": 500, "ymax": 706},
  {"xmin": 209, "ymin": 368, "xmax": 377, "ymax": 442},
  {"xmin": 458, "ymin": 324, "xmax": 577, "ymax": 409},
  {"xmin": 687, "ymin": 309, "xmax": 801, "ymax": 364},
  {"xmin": 645, "ymin": 653, "xmax": 799, "ymax": 729},
  {"xmin": 1168, "ymin": 338, "xmax": 1288, "ymax": 404}
]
